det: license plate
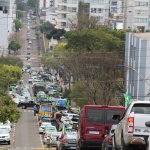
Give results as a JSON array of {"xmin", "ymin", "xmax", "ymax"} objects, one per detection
[
  {"xmin": 89, "ymin": 131, "xmax": 99, "ymax": 134},
  {"xmin": 70, "ymin": 147, "xmax": 75, "ymax": 149}
]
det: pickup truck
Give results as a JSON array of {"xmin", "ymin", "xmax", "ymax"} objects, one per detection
[
  {"xmin": 112, "ymin": 101, "xmax": 150, "ymax": 150},
  {"xmin": 18, "ymin": 100, "xmax": 39, "ymax": 109}
]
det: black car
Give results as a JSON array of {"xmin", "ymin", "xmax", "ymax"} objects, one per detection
[
  {"xmin": 101, "ymin": 125, "xmax": 117, "ymax": 150},
  {"xmin": 57, "ymin": 132, "xmax": 77, "ymax": 150}
]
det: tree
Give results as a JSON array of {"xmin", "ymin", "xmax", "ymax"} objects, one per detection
[
  {"xmin": 0, "ymin": 56, "xmax": 23, "ymax": 68},
  {"xmin": 13, "ymin": 19, "xmax": 23, "ymax": 31},
  {"xmin": 16, "ymin": 10, "xmax": 23, "ymax": 19},
  {"xmin": 64, "ymin": 29, "xmax": 123, "ymax": 52},
  {"xmin": 27, "ymin": 0, "xmax": 39, "ymax": 7},
  {"xmin": 8, "ymin": 40, "xmax": 22, "ymax": 54},
  {"xmin": 46, "ymin": 29, "xmax": 66, "ymax": 40},
  {"xmin": 16, "ymin": 1, "xmax": 26, "ymax": 10},
  {"xmin": 40, "ymin": 21, "xmax": 54, "ymax": 33},
  {"xmin": 0, "ymin": 92, "xmax": 20, "ymax": 123}
]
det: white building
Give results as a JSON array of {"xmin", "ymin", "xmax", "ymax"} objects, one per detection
[
  {"xmin": 89, "ymin": 0, "xmax": 109, "ymax": 24},
  {"xmin": 0, "ymin": 0, "xmax": 16, "ymax": 56},
  {"xmin": 55, "ymin": 0, "xmax": 78, "ymax": 31},
  {"xmin": 124, "ymin": 0, "xmax": 150, "ymax": 31},
  {"xmin": 125, "ymin": 32, "xmax": 150, "ymax": 100}
]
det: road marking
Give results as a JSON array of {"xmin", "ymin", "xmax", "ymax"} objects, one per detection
[{"xmin": 36, "ymin": 115, "xmax": 44, "ymax": 148}]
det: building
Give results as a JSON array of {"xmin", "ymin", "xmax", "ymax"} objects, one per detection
[
  {"xmin": 124, "ymin": 0, "xmax": 150, "ymax": 31},
  {"xmin": 56, "ymin": 0, "xmax": 78, "ymax": 31},
  {"xmin": 0, "ymin": 0, "xmax": 16, "ymax": 56},
  {"xmin": 125, "ymin": 32, "xmax": 150, "ymax": 100}
]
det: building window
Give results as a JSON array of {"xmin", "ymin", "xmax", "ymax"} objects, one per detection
[
  {"xmin": 67, "ymin": 0, "xmax": 77, "ymax": 4},
  {"xmin": 91, "ymin": 8, "xmax": 103, "ymax": 13},
  {"xmin": 135, "ymin": 1, "xmax": 148, "ymax": 6},
  {"xmin": 91, "ymin": 0, "xmax": 104, "ymax": 4},
  {"xmin": 134, "ymin": 18, "xmax": 147, "ymax": 23},
  {"xmin": 0, "ymin": 6, "xmax": 2, "ymax": 11},
  {"xmin": 135, "ymin": 10, "xmax": 148, "ymax": 15}
]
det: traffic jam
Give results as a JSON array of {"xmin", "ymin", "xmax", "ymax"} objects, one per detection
[
  {"xmin": 0, "ymin": 10, "xmax": 149, "ymax": 150},
  {"xmin": 7, "ymin": 64, "xmax": 150, "ymax": 150}
]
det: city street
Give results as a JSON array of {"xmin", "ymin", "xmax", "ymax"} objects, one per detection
[{"xmin": 8, "ymin": 12, "xmax": 44, "ymax": 150}]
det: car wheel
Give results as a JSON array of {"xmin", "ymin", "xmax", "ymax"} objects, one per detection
[
  {"xmin": 22, "ymin": 105, "xmax": 26, "ymax": 109},
  {"xmin": 121, "ymin": 134, "xmax": 133, "ymax": 150},
  {"xmin": 8, "ymin": 141, "xmax": 10, "ymax": 145}
]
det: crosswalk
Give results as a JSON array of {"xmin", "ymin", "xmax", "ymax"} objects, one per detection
[{"xmin": 19, "ymin": 109, "xmax": 34, "ymax": 113}]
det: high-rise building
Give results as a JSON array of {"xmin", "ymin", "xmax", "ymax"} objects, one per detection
[
  {"xmin": 0, "ymin": 0, "xmax": 16, "ymax": 56},
  {"xmin": 124, "ymin": 0, "xmax": 150, "ymax": 31}
]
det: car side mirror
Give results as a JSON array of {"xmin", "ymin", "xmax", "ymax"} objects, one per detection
[
  {"xmin": 112, "ymin": 114, "xmax": 121, "ymax": 121},
  {"xmin": 145, "ymin": 121, "xmax": 150, "ymax": 127}
]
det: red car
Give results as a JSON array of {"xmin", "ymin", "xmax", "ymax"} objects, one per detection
[{"xmin": 76, "ymin": 105, "xmax": 125, "ymax": 150}]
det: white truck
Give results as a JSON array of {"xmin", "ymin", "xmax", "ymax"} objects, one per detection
[{"xmin": 112, "ymin": 101, "xmax": 150, "ymax": 150}]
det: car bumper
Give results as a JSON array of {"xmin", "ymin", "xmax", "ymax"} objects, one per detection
[
  {"xmin": 61, "ymin": 145, "xmax": 76, "ymax": 150},
  {"xmin": 126, "ymin": 135, "xmax": 148, "ymax": 145},
  {"xmin": 80, "ymin": 140, "xmax": 103, "ymax": 148},
  {"xmin": 0, "ymin": 138, "xmax": 10, "ymax": 142}
]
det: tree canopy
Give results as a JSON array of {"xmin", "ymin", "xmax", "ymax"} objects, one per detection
[
  {"xmin": 16, "ymin": 0, "xmax": 26, "ymax": 10},
  {"xmin": 13, "ymin": 19, "xmax": 23, "ymax": 31},
  {"xmin": 16, "ymin": 10, "xmax": 23, "ymax": 19},
  {"xmin": 64, "ymin": 29, "xmax": 124, "ymax": 52},
  {"xmin": 27, "ymin": 0, "xmax": 39, "ymax": 7},
  {"xmin": 8, "ymin": 40, "xmax": 22, "ymax": 54},
  {"xmin": 40, "ymin": 21, "xmax": 54, "ymax": 33},
  {"xmin": 0, "ymin": 56, "xmax": 23, "ymax": 68},
  {"xmin": 0, "ymin": 93, "xmax": 20, "ymax": 123}
]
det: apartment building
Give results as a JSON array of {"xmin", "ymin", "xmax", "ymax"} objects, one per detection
[
  {"xmin": 0, "ymin": 0, "xmax": 16, "ymax": 56},
  {"xmin": 125, "ymin": 32, "xmax": 150, "ymax": 100},
  {"xmin": 56, "ymin": 0, "xmax": 78, "ymax": 31},
  {"xmin": 124, "ymin": 0, "xmax": 150, "ymax": 31}
]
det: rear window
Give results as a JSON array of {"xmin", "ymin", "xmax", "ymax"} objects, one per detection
[
  {"xmin": 41, "ymin": 106, "xmax": 51, "ymax": 112},
  {"xmin": 105, "ymin": 109, "xmax": 123, "ymax": 124},
  {"xmin": 131, "ymin": 104, "xmax": 150, "ymax": 114},
  {"xmin": 87, "ymin": 109, "xmax": 103, "ymax": 123}
]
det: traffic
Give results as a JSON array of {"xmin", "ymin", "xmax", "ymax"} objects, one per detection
[{"xmin": 0, "ymin": 5, "xmax": 149, "ymax": 150}]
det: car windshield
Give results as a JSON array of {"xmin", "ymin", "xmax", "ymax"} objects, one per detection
[
  {"xmin": 41, "ymin": 105, "xmax": 51, "ymax": 112},
  {"xmin": 131, "ymin": 104, "xmax": 150, "ymax": 114},
  {"xmin": 46, "ymin": 127, "xmax": 56, "ymax": 131}
]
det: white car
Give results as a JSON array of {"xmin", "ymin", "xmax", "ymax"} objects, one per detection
[
  {"xmin": 13, "ymin": 98, "xmax": 20, "ymax": 104},
  {"xmin": 39, "ymin": 122, "xmax": 52, "ymax": 134},
  {"xmin": 0, "ymin": 128, "xmax": 10, "ymax": 144},
  {"xmin": 43, "ymin": 131, "xmax": 61, "ymax": 145},
  {"xmin": 62, "ymin": 119, "xmax": 70, "ymax": 125},
  {"xmin": 29, "ymin": 40, "xmax": 32, "ymax": 44},
  {"xmin": 27, "ymin": 45, "xmax": 30, "ymax": 49}
]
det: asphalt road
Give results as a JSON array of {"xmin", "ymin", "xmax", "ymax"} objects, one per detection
[{"xmin": 8, "ymin": 12, "xmax": 44, "ymax": 150}]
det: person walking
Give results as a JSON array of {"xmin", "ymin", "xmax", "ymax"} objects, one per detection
[{"xmin": 33, "ymin": 105, "xmax": 38, "ymax": 116}]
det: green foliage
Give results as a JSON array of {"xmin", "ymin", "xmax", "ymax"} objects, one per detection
[
  {"xmin": 8, "ymin": 40, "xmax": 22, "ymax": 54},
  {"xmin": 69, "ymin": 82, "xmax": 90, "ymax": 107},
  {"xmin": 64, "ymin": 28, "xmax": 125, "ymax": 52},
  {"xmin": 27, "ymin": 0, "xmax": 39, "ymax": 7},
  {"xmin": 13, "ymin": 19, "xmax": 23, "ymax": 31},
  {"xmin": 16, "ymin": 10, "xmax": 23, "ymax": 19},
  {"xmin": 46, "ymin": 29, "xmax": 66, "ymax": 40},
  {"xmin": 0, "ymin": 56, "xmax": 23, "ymax": 68},
  {"xmin": 16, "ymin": 0, "xmax": 26, "ymax": 10},
  {"xmin": 0, "ymin": 92, "xmax": 20, "ymax": 123},
  {"xmin": 40, "ymin": 21, "xmax": 54, "ymax": 33},
  {"xmin": 0, "ymin": 64, "xmax": 22, "ymax": 91}
]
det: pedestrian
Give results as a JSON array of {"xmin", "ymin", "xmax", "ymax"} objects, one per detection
[{"xmin": 33, "ymin": 105, "xmax": 38, "ymax": 116}]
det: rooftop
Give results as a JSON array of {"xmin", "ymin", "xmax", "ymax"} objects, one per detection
[{"xmin": 132, "ymin": 32, "xmax": 150, "ymax": 41}]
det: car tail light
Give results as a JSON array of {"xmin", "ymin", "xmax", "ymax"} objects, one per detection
[
  {"xmin": 127, "ymin": 117, "xmax": 134, "ymax": 133},
  {"xmin": 108, "ymin": 137, "xmax": 112, "ymax": 145},
  {"xmin": 62, "ymin": 139, "xmax": 67, "ymax": 143}
]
